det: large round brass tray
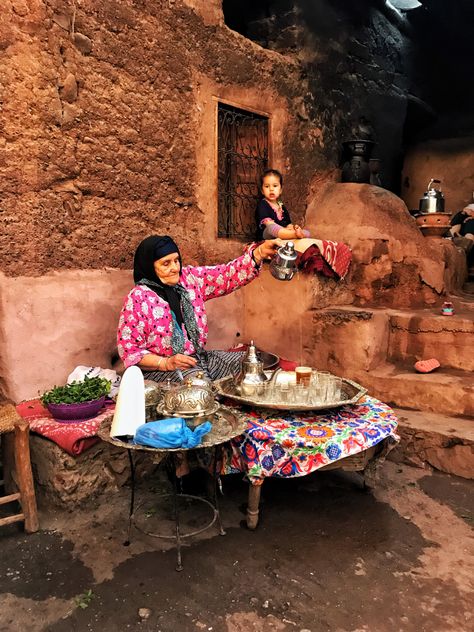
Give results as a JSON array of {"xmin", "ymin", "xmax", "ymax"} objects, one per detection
[
  {"xmin": 213, "ymin": 376, "xmax": 367, "ymax": 412},
  {"xmin": 98, "ymin": 405, "xmax": 248, "ymax": 452}
]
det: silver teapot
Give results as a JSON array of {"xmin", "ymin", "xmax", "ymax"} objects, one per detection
[
  {"xmin": 234, "ymin": 341, "xmax": 268, "ymax": 397},
  {"xmin": 419, "ymin": 179, "xmax": 445, "ymax": 213},
  {"xmin": 269, "ymin": 241, "xmax": 298, "ymax": 281}
]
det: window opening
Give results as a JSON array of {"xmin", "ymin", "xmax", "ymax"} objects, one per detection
[{"xmin": 218, "ymin": 103, "xmax": 269, "ymax": 240}]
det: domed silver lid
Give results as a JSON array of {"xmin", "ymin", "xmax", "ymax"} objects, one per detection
[{"xmin": 162, "ymin": 379, "xmax": 216, "ymax": 417}]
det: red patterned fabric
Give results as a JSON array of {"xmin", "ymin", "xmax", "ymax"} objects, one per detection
[
  {"xmin": 16, "ymin": 399, "xmax": 115, "ymax": 456},
  {"xmin": 298, "ymin": 241, "xmax": 352, "ymax": 279}
]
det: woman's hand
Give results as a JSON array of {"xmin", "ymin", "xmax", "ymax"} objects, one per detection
[
  {"xmin": 164, "ymin": 354, "xmax": 198, "ymax": 371},
  {"xmin": 253, "ymin": 240, "xmax": 281, "ymax": 263}
]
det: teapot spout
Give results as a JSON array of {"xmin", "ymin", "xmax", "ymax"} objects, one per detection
[{"xmin": 268, "ymin": 367, "xmax": 282, "ymax": 384}]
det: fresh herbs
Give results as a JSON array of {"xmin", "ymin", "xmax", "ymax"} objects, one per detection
[
  {"xmin": 40, "ymin": 376, "xmax": 111, "ymax": 405},
  {"xmin": 75, "ymin": 589, "xmax": 94, "ymax": 609}
]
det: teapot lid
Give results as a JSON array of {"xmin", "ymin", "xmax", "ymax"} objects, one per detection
[
  {"xmin": 276, "ymin": 241, "xmax": 298, "ymax": 261},
  {"xmin": 245, "ymin": 340, "xmax": 260, "ymax": 363}
]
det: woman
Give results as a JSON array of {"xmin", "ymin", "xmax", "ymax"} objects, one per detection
[
  {"xmin": 450, "ymin": 204, "xmax": 474, "ymax": 266},
  {"xmin": 117, "ymin": 235, "xmax": 279, "ymax": 383},
  {"xmin": 450, "ymin": 203, "xmax": 474, "ymax": 240}
]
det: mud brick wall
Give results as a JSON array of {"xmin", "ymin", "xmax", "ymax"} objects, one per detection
[
  {"xmin": 0, "ymin": 0, "xmax": 314, "ymax": 276},
  {"xmin": 1, "ymin": 0, "xmax": 417, "ymax": 277}
]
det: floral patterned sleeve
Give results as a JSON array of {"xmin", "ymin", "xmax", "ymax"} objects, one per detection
[
  {"xmin": 182, "ymin": 246, "xmax": 261, "ymax": 302},
  {"xmin": 117, "ymin": 287, "xmax": 172, "ymax": 368}
]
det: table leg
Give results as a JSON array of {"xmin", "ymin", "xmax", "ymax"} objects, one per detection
[
  {"xmin": 171, "ymin": 454, "xmax": 183, "ymax": 572},
  {"xmin": 124, "ymin": 449, "xmax": 136, "ymax": 546},
  {"xmin": 211, "ymin": 446, "xmax": 226, "ymax": 536},
  {"xmin": 13, "ymin": 420, "xmax": 39, "ymax": 533},
  {"xmin": 247, "ymin": 483, "xmax": 262, "ymax": 530}
]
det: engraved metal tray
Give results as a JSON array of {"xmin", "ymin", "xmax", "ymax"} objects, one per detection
[
  {"xmin": 213, "ymin": 376, "xmax": 367, "ymax": 412},
  {"xmin": 98, "ymin": 405, "xmax": 247, "ymax": 453}
]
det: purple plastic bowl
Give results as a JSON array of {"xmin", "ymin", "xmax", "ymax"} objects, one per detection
[{"xmin": 46, "ymin": 396, "xmax": 106, "ymax": 422}]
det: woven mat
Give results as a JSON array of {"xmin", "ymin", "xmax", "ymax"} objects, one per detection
[{"xmin": 0, "ymin": 402, "xmax": 21, "ymax": 435}]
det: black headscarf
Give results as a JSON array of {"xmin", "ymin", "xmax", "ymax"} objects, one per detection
[{"xmin": 133, "ymin": 235, "xmax": 184, "ymax": 326}]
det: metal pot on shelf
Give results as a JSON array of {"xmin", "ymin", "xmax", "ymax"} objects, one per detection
[
  {"xmin": 419, "ymin": 179, "xmax": 445, "ymax": 213},
  {"xmin": 416, "ymin": 178, "xmax": 450, "ymax": 238}
]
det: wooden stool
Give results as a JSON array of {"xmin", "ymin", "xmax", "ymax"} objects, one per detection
[{"xmin": 0, "ymin": 403, "xmax": 39, "ymax": 533}]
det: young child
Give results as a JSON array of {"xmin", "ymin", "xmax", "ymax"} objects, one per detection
[{"xmin": 255, "ymin": 169, "xmax": 311, "ymax": 241}]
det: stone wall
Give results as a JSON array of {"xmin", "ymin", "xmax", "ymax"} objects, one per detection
[
  {"xmin": 0, "ymin": 0, "xmax": 325, "ymax": 278},
  {"xmin": 223, "ymin": 0, "xmax": 412, "ymax": 193},
  {"xmin": 304, "ymin": 183, "xmax": 464, "ymax": 308}
]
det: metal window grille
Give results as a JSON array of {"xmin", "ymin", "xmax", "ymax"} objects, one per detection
[{"xmin": 218, "ymin": 103, "xmax": 268, "ymax": 239}]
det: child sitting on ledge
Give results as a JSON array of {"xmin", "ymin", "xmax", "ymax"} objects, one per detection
[{"xmin": 256, "ymin": 168, "xmax": 311, "ymax": 241}]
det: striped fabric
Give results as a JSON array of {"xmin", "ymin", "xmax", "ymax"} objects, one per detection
[{"xmin": 142, "ymin": 350, "xmax": 244, "ymax": 384}]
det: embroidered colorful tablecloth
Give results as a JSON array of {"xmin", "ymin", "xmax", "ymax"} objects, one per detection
[{"xmin": 223, "ymin": 395, "xmax": 398, "ymax": 484}]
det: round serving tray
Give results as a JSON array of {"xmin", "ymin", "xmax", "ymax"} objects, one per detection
[
  {"xmin": 213, "ymin": 375, "xmax": 367, "ymax": 412},
  {"xmin": 98, "ymin": 405, "xmax": 248, "ymax": 452}
]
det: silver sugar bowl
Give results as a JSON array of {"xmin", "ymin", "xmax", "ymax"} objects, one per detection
[{"xmin": 158, "ymin": 378, "xmax": 219, "ymax": 426}]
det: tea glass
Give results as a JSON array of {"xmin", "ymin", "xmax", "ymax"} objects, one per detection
[
  {"xmin": 316, "ymin": 371, "xmax": 331, "ymax": 404},
  {"xmin": 278, "ymin": 382, "xmax": 290, "ymax": 404},
  {"xmin": 295, "ymin": 366, "xmax": 312, "ymax": 386},
  {"xmin": 261, "ymin": 381, "xmax": 274, "ymax": 403},
  {"xmin": 289, "ymin": 384, "xmax": 308, "ymax": 406},
  {"xmin": 326, "ymin": 376, "xmax": 342, "ymax": 403}
]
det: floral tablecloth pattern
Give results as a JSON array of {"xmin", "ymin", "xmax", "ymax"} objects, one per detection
[{"xmin": 223, "ymin": 395, "xmax": 399, "ymax": 484}]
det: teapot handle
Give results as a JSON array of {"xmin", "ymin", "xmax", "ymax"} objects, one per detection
[{"xmin": 428, "ymin": 178, "xmax": 442, "ymax": 190}]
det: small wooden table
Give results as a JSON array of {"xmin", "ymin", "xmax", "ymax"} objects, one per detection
[{"xmin": 221, "ymin": 395, "xmax": 399, "ymax": 529}]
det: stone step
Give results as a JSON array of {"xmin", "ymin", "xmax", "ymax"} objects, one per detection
[
  {"xmin": 349, "ymin": 363, "xmax": 474, "ymax": 417},
  {"xmin": 449, "ymin": 291, "xmax": 474, "ymax": 312},
  {"xmin": 389, "ymin": 407, "xmax": 474, "ymax": 480},
  {"xmin": 387, "ymin": 309, "xmax": 474, "ymax": 371}
]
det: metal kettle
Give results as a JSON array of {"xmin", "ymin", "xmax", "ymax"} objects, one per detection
[
  {"xmin": 269, "ymin": 241, "xmax": 298, "ymax": 281},
  {"xmin": 234, "ymin": 341, "xmax": 268, "ymax": 397},
  {"xmin": 419, "ymin": 179, "xmax": 445, "ymax": 213}
]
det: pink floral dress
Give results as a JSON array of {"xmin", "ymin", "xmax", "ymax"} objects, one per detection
[{"xmin": 117, "ymin": 247, "xmax": 260, "ymax": 368}]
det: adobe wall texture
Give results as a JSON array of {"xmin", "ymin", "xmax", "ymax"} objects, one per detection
[
  {"xmin": 1, "ymin": 0, "xmax": 414, "ymax": 278},
  {"xmin": 0, "ymin": 0, "xmax": 312, "ymax": 276}
]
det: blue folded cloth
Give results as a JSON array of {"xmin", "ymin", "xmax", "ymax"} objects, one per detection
[{"xmin": 133, "ymin": 417, "xmax": 212, "ymax": 449}]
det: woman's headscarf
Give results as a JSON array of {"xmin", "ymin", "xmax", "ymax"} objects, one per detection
[
  {"xmin": 133, "ymin": 235, "xmax": 201, "ymax": 353},
  {"xmin": 133, "ymin": 235, "xmax": 183, "ymax": 324}
]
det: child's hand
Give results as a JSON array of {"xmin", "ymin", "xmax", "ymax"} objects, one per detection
[{"xmin": 294, "ymin": 225, "xmax": 306, "ymax": 239}]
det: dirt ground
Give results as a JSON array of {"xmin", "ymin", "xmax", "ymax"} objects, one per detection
[{"xmin": 1, "ymin": 461, "xmax": 473, "ymax": 632}]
